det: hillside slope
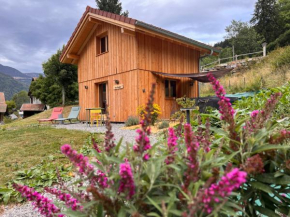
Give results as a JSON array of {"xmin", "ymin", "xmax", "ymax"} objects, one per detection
[
  {"xmin": 200, "ymin": 46, "xmax": 290, "ymax": 96},
  {"xmin": 0, "ymin": 72, "xmax": 29, "ymax": 100},
  {"xmin": 0, "ymin": 64, "xmax": 29, "ymax": 78}
]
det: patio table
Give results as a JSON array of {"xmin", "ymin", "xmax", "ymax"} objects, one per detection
[{"xmin": 85, "ymin": 108, "xmax": 104, "ymax": 126}]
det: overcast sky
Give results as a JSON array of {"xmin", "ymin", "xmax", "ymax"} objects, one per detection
[{"xmin": 0, "ymin": 0, "xmax": 256, "ymax": 73}]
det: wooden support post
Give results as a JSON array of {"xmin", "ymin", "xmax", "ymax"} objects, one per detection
[
  {"xmin": 89, "ymin": 17, "xmax": 102, "ymax": 25},
  {"xmin": 67, "ymin": 54, "xmax": 80, "ymax": 60},
  {"xmin": 121, "ymin": 28, "xmax": 135, "ymax": 36}
]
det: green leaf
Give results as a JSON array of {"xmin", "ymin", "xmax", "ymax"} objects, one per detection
[
  {"xmin": 147, "ymin": 213, "xmax": 161, "ymax": 217},
  {"xmin": 97, "ymin": 204, "xmax": 103, "ymax": 217},
  {"xmin": 255, "ymin": 206, "xmax": 280, "ymax": 217},
  {"xmin": 252, "ymin": 144, "xmax": 290, "ymax": 154},
  {"xmin": 115, "ymin": 137, "xmax": 123, "ymax": 154},
  {"xmin": 256, "ymin": 173, "xmax": 290, "ymax": 185},
  {"xmin": 106, "ymin": 156, "xmax": 122, "ymax": 164},
  {"xmin": 169, "ymin": 209, "xmax": 183, "ymax": 215},
  {"xmin": 250, "ymin": 181, "xmax": 273, "ymax": 194},
  {"xmin": 146, "ymin": 195, "xmax": 163, "ymax": 213}
]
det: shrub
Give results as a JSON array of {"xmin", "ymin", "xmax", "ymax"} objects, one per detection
[
  {"xmin": 137, "ymin": 103, "xmax": 161, "ymax": 125},
  {"xmin": 3, "ymin": 116, "xmax": 12, "ymax": 124},
  {"xmin": 158, "ymin": 120, "xmax": 169, "ymax": 129},
  {"xmin": 125, "ymin": 116, "xmax": 139, "ymax": 127},
  {"xmin": 171, "ymin": 96, "xmax": 196, "ymax": 120},
  {"xmin": 14, "ymin": 79, "xmax": 290, "ymax": 216}
]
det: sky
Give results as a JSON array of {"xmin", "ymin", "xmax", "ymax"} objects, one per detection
[{"xmin": 0, "ymin": 0, "xmax": 256, "ymax": 73}]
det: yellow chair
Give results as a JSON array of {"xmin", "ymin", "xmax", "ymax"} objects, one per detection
[{"xmin": 90, "ymin": 109, "xmax": 102, "ymax": 127}]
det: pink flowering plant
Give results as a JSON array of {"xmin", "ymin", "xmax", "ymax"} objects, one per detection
[{"xmin": 13, "ymin": 76, "xmax": 290, "ymax": 216}]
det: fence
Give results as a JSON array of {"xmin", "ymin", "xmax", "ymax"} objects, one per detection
[{"xmin": 201, "ymin": 50, "xmax": 264, "ymax": 70}]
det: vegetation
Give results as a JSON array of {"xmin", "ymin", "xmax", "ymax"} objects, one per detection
[
  {"xmin": 0, "ymin": 126, "xmax": 91, "ymax": 186},
  {"xmin": 30, "ymin": 47, "xmax": 78, "ymax": 107},
  {"xmin": 0, "ymin": 72, "xmax": 29, "ymax": 100},
  {"xmin": 171, "ymin": 97, "xmax": 196, "ymax": 120},
  {"xmin": 13, "ymin": 79, "xmax": 290, "ymax": 216},
  {"xmin": 202, "ymin": 0, "xmax": 290, "ymax": 68},
  {"xmin": 158, "ymin": 120, "xmax": 169, "ymax": 129},
  {"xmin": 200, "ymin": 46, "xmax": 290, "ymax": 96},
  {"xmin": 125, "ymin": 116, "xmax": 139, "ymax": 127},
  {"xmin": 11, "ymin": 90, "xmax": 30, "ymax": 109},
  {"xmin": 137, "ymin": 103, "xmax": 161, "ymax": 125},
  {"xmin": 96, "ymin": 0, "xmax": 129, "ymax": 16}
]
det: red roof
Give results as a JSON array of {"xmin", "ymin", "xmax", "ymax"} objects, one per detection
[
  {"xmin": 20, "ymin": 104, "xmax": 46, "ymax": 111},
  {"xmin": 60, "ymin": 6, "xmax": 219, "ymax": 61}
]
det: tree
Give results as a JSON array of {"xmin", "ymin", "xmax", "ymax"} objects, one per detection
[
  {"xmin": 279, "ymin": 0, "xmax": 290, "ymax": 29},
  {"xmin": 96, "ymin": 0, "xmax": 129, "ymax": 16},
  {"xmin": 12, "ymin": 91, "xmax": 30, "ymax": 110},
  {"xmin": 225, "ymin": 20, "xmax": 262, "ymax": 55},
  {"xmin": 30, "ymin": 47, "xmax": 78, "ymax": 107},
  {"xmin": 251, "ymin": 0, "xmax": 283, "ymax": 43},
  {"xmin": 6, "ymin": 100, "xmax": 16, "ymax": 114}
]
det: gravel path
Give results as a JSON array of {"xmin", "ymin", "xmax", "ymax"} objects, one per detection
[{"xmin": 1, "ymin": 124, "xmax": 158, "ymax": 217}]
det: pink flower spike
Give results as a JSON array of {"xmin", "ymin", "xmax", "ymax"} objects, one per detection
[
  {"xmin": 118, "ymin": 161, "xmax": 135, "ymax": 199},
  {"xmin": 14, "ymin": 184, "xmax": 61, "ymax": 217}
]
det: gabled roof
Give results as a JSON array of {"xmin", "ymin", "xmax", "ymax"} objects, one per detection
[
  {"xmin": 20, "ymin": 104, "xmax": 46, "ymax": 112},
  {"xmin": 60, "ymin": 6, "xmax": 220, "ymax": 63}
]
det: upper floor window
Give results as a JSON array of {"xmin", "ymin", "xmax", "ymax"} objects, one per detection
[
  {"xmin": 96, "ymin": 33, "xmax": 108, "ymax": 55},
  {"xmin": 165, "ymin": 79, "xmax": 177, "ymax": 98}
]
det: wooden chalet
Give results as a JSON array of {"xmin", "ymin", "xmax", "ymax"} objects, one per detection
[
  {"xmin": 0, "ymin": 92, "xmax": 7, "ymax": 123},
  {"xmin": 60, "ymin": 6, "xmax": 220, "ymax": 122}
]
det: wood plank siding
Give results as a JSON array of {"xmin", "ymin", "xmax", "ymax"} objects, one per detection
[{"xmin": 77, "ymin": 21, "xmax": 200, "ymax": 122}]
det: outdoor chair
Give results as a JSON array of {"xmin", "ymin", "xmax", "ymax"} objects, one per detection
[
  {"xmin": 90, "ymin": 109, "xmax": 103, "ymax": 127},
  {"xmin": 54, "ymin": 106, "xmax": 81, "ymax": 124},
  {"xmin": 38, "ymin": 107, "xmax": 64, "ymax": 124}
]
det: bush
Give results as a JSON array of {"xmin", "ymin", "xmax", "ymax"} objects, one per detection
[
  {"xmin": 125, "ymin": 116, "xmax": 139, "ymax": 127},
  {"xmin": 171, "ymin": 96, "xmax": 196, "ymax": 120},
  {"xmin": 158, "ymin": 120, "xmax": 169, "ymax": 129},
  {"xmin": 14, "ymin": 80, "xmax": 290, "ymax": 216},
  {"xmin": 137, "ymin": 103, "xmax": 161, "ymax": 125},
  {"xmin": 3, "ymin": 116, "xmax": 12, "ymax": 124}
]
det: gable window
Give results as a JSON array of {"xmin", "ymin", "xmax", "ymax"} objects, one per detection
[
  {"xmin": 165, "ymin": 79, "xmax": 177, "ymax": 98},
  {"xmin": 96, "ymin": 33, "xmax": 108, "ymax": 55}
]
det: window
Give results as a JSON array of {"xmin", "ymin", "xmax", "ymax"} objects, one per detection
[
  {"xmin": 165, "ymin": 80, "xmax": 177, "ymax": 98},
  {"xmin": 96, "ymin": 34, "xmax": 108, "ymax": 55}
]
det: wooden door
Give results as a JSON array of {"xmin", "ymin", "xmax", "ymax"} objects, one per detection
[{"xmin": 99, "ymin": 83, "xmax": 107, "ymax": 112}]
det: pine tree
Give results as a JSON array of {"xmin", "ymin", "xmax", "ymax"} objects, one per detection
[
  {"xmin": 96, "ymin": 0, "xmax": 129, "ymax": 17},
  {"xmin": 251, "ymin": 0, "xmax": 283, "ymax": 43}
]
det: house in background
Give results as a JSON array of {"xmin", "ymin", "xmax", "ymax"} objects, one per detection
[
  {"xmin": 28, "ymin": 77, "xmax": 42, "ymax": 104},
  {"xmin": 20, "ymin": 104, "xmax": 46, "ymax": 119},
  {"xmin": 60, "ymin": 6, "xmax": 220, "ymax": 122},
  {"xmin": 20, "ymin": 77, "xmax": 47, "ymax": 119},
  {"xmin": 0, "ymin": 92, "xmax": 7, "ymax": 123}
]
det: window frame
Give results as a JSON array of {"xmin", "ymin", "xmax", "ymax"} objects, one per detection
[
  {"xmin": 165, "ymin": 79, "xmax": 178, "ymax": 99},
  {"xmin": 96, "ymin": 32, "xmax": 108, "ymax": 56}
]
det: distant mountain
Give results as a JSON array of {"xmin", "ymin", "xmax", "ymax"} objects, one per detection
[
  {"xmin": 0, "ymin": 64, "xmax": 30, "ymax": 79},
  {"xmin": 24, "ymin": 73, "xmax": 43, "ymax": 78},
  {"xmin": 0, "ymin": 72, "xmax": 29, "ymax": 100}
]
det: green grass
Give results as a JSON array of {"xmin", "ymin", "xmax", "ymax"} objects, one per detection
[{"xmin": 0, "ymin": 126, "xmax": 92, "ymax": 186}]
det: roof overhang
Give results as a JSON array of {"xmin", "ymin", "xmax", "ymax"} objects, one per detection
[
  {"xmin": 152, "ymin": 68, "xmax": 232, "ymax": 83},
  {"xmin": 135, "ymin": 21, "xmax": 220, "ymax": 56}
]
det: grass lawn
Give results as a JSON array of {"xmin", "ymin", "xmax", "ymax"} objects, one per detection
[{"xmin": 0, "ymin": 126, "xmax": 93, "ymax": 186}]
